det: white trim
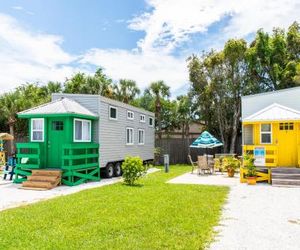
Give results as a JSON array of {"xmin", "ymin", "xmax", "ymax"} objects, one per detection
[
  {"xmin": 260, "ymin": 123, "xmax": 272, "ymax": 144},
  {"xmin": 73, "ymin": 118, "xmax": 92, "ymax": 142},
  {"xmin": 109, "ymin": 105, "xmax": 118, "ymax": 120},
  {"xmin": 138, "ymin": 129, "xmax": 145, "ymax": 145},
  {"xmin": 149, "ymin": 117, "xmax": 154, "ymax": 127},
  {"xmin": 31, "ymin": 118, "xmax": 44, "ymax": 142},
  {"xmin": 140, "ymin": 114, "xmax": 145, "ymax": 123},
  {"xmin": 127, "ymin": 110, "xmax": 134, "ymax": 120},
  {"xmin": 126, "ymin": 127, "xmax": 134, "ymax": 145},
  {"xmin": 243, "ymin": 103, "xmax": 300, "ymax": 122}
]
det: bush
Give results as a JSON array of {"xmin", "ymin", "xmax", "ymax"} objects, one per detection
[
  {"xmin": 243, "ymin": 154, "xmax": 256, "ymax": 177},
  {"xmin": 222, "ymin": 156, "xmax": 240, "ymax": 171},
  {"xmin": 122, "ymin": 156, "xmax": 146, "ymax": 185}
]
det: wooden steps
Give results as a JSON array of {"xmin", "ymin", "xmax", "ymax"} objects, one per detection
[
  {"xmin": 21, "ymin": 169, "xmax": 62, "ymax": 190},
  {"xmin": 272, "ymin": 168, "xmax": 300, "ymax": 187}
]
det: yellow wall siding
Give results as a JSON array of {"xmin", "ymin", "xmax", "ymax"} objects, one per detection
[{"xmin": 243, "ymin": 121, "xmax": 300, "ymax": 167}]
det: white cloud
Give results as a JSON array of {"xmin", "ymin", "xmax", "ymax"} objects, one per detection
[
  {"xmin": 12, "ymin": 6, "xmax": 23, "ymax": 11},
  {"xmin": 128, "ymin": 0, "xmax": 300, "ymax": 53},
  {"xmin": 0, "ymin": 14, "xmax": 78, "ymax": 93},
  {"xmin": 81, "ymin": 49, "xmax": 188, "ymax": 91},
  {"xmin": 1, "ymin": 1, "xmax": 300, "ymax": 96}
]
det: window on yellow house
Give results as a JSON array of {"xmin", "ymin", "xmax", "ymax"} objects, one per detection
[
  {"xmin": 261, "ymin": 124, "xmax": 272, "ymax": 144},
  {"xmin": 279, "ymin": 122, "xmax": 294, "ymax": 130}
]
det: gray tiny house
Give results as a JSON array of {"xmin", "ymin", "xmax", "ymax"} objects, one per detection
[
  {"xmin": 15, "ymin": 93, "xmax": 154, "ymax": 186},
  {"xmin": 52, "ymin": 93, "xmax": 155, "ymax": 178}
]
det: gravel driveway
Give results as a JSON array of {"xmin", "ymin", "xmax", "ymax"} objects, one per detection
[
  {"xmin": 169, "ymin": 173, "xmax": 300, "ymax": 250},
  {"xmin": 0, "ymin": 168, "xmax": 160, "ymax": 212}
]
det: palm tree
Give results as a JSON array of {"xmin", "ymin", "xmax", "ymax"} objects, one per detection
[
  {"xmin": 146, "ymin": 81, "xmax": 170, "ymax": 139},
  {"xmin": 0, "ymin": 91, "xmax": 24, "ymax": 153},
  {"xmin": 114, "ymin": 79, "xmax": 140, "ymax": 103}
]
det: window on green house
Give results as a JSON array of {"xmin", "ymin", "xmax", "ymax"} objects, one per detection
[
  {"xmin": 31, "ymin": 118, "xmax": 44, "ymax": 142},
  {"xmin": 52, "ymin": 121, "xmax": 64, "ymax": 131},
  {"xmin": 74, "ymin": 119, "xmax": 91, "ymax": 142}
]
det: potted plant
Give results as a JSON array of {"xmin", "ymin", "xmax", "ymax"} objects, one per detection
[
  {"xmin": 222, "ymin": 156, "xmax": 240, "ymax": 177},
  {"xmin": 244, "ymin": 154, "xmax": 257, "ymax": 185}
]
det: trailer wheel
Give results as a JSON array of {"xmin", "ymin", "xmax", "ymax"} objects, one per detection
[
  {"xmin": 114, "ymin": 162, "xmax": 122, "ymax": 177},
  {"xmin": 105, "ymin": 163, "xmax": 114, "ymax": 178}
]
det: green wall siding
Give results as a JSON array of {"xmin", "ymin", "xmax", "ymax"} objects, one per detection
[{"xmin": 29, "ymin": 116, "xmax": 93, "ymax": 168}]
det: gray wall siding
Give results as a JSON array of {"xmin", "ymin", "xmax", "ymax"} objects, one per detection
[
  {"xmin": 52, "ymin": 94, "xmax": 155, "ymax": 168},
  {"xmin": 242, "ymin": 87, "xmax": 300, "ymax": 119},
  {"xmin": 99, "ymin": 98, "xmax": 154, "ymax": 167},
  {"xmin": 52, "ymin": 94, "xmax": 100, "ymax": 142}
]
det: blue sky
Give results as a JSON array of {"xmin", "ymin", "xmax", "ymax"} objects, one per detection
[{"xmin": 0, "ymin": 0, "xmax": 299, "ymax": 96}]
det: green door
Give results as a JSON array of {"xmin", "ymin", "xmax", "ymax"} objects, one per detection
[{"xmin": 47, "ymin": 118, "xmax": 65, "ymax": 168}]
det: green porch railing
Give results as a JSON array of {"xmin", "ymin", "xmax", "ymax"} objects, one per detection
[
  {"xmin": 14, "ymin": 143, "xmax": 41, "ymax": 183},
  {"xmin": 61, "ymin": 143, "xmax": 100, "ymax": 186}
]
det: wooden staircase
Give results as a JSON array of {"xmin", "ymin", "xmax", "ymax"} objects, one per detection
[
  {"xmin": 272, "ymin": 168, "xmax": 300, "ymax": 187},
  {"xmin": 21, "ymin": 169, "xmax": 62, "ymax": 190}
]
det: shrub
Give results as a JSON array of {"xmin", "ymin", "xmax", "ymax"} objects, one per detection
[
  {"xmin": 243, "ymin": 154, "xmax": 256, "ymax": 177},
  {"xmin": 122, "ymin": 156, "xmax": 146, "ymax": 185},
  {"xmin": 222, "ymin": 156, "xmax": 240, "ymax": 171}
]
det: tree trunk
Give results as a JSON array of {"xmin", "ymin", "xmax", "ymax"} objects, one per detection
[
  {"xmin": 185, "ymin": 123, "xmax": 190, "ymax": 155},
  {"xmin": 230, "ymin": 101, "xmax": 241, "ymax": 154},
  {"xmin": 156, "ymin": 96, "xmax": 162, "ymax": 140},
  {"xmin": 8, "ymin": 119, "xmax": 15, "ymax": 155}
]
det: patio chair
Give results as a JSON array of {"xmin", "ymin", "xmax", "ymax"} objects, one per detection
[
  {"xmin": 198, "ymin": 156, "xmax": 212, "ymax": 175},
  {"xmin": 188, "ymin": 155, "xmax": 199, "ymax": 174}
]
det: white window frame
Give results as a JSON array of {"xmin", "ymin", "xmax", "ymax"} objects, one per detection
[
  {"xmin": 31, "ymin": 118, "xmax": 44, "ymax": 142},
  {"xmin": 127, "ymin": 110, "xmax": 134, "ymax": 120},
  {"xmin": 140, "ymin": 114, "xmax": 145, "ymax": 123},
  {"xmin": 149, "ymin": 117, "xmax": 154, "ymax": 127},
  {"xmin": 74, "ymin": 118, "xmax": 92, "ymax": 142},
  {"xmin": 109, "ymin": 105, "xmax": 118, "ymax": 120},
  {"xmin": 260, "ymin": 123, "xmax": 272, "ymax": 144},
  {"xmin": 126, "ymin": 127, "xmax": 134, "ymax": 145},
  {"xmin": 138, "ymin": 129, "xmax": 145, "ymax": 145}
]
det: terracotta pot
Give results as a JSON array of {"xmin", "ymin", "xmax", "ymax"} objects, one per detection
[
  {"xmin": 247, "ymin": 176, "xmax": 257, "ymax": 185},
  {"xmin": 227, "ymin": 168, "xmax": 235, "ymax": 177}
]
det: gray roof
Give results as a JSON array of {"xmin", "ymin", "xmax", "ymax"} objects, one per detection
[{"xmin": 18, "ymin": 98, "xmax": 98, "ymax": 117}]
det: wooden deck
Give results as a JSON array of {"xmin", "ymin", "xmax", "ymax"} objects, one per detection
[{"xmin": 240, "ymin": 166, "xmax": 300, "ymax": 186}]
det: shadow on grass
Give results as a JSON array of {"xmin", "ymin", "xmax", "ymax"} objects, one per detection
[{"xmin": 122, "ymin": 183, "xmax": 144, "ymax": 188}]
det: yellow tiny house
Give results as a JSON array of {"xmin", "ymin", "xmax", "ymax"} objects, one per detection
[{"xmin": 242, "ymin": 103, "xmax": 300, "ymax": 167}]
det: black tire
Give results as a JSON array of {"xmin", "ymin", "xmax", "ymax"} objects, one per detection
[
  {"xmin": 105, "ymin": 163, "xmax": 114, "ymax": 178},
  {"xmin": 114, "ymin": 162, "xmax": 122, "ymax": 177}
]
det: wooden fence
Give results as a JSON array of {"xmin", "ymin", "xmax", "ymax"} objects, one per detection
[{"xmin": 155, "ymin": 136, "xmax": 242, "ymax": 165}]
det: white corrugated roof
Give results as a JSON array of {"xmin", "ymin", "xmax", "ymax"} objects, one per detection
[
  {"xmin": 243, "ymin": 103, "xmax": 300, "ymax": 122},
  {"xmin": 18, "ymin": 98, "xmax": 98, "ymax": 117}
]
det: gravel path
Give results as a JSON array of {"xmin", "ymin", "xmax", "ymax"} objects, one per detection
[
  {"xmin": 0, "ymin": 168, "xmax": 160, "ymax": 211},
  {"xmin": 169, "ymin": 173, "xmax": 300, "ymax": 250}
]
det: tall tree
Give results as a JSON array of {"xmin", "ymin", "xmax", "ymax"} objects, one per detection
[
  {"xmin": 113, "ymin": 79, "xmax": 140, "ymax": 104},
  {"xmin": 247, "ymin": 22, "xmax": 300, "ymax": 90},
  {"xmin": 64, "ymin": 68, "xmax": 114, "ymax": 97},
  {"xmin": 188, "ymin": 39, "xmax": 255, "ymax": 153},
  {"xmin": 145, "ymin": 81, "xmax": 170, "ymax": 139}
]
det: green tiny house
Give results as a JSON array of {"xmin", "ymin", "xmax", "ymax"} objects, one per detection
[{"xmin": 15, "ymin": 98, "xmax": 100, "ymax": 186}]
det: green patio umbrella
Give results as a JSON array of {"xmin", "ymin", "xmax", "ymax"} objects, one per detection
[
  {"xmin": 190, "ymin": 131, "xmax": 223, "ymax": 149},
  {"xmin": 190, "ymin": 131, "xmax": 223, "ymax": 162}
]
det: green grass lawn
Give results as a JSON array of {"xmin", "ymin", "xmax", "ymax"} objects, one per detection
[{"xmin": 0, "ymin": 165, "xmax": 228, "ymax": 250}]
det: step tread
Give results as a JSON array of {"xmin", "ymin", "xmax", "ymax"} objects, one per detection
[
  {"xmin": 27, "ymin": 175, "xmax": 59, "ymax": 183},
  {"xmin": 22, "ymin": 181, "xmax": 53, "ymax": 189},
  {"xmin": 19, "ymin": 187, "xmax": 49, "ymax": 191},
  {"xmin": 31, "ymin": 170, "xmax": 62, "ymax": 177}
]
